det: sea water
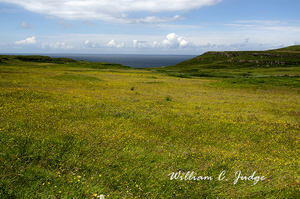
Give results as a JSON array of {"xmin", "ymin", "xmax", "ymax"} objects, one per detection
[{"xmin": 46, "ymin": 54, "xmax": 197, "ymax": 68}]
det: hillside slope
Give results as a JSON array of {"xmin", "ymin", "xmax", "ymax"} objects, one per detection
[
  {"xmin": 156, "ymin": 45, "xmax": 300, "ymax": 78},
  {"xmin": 0, "ymin": 55, "xmax": 130, "ymax": 69}
]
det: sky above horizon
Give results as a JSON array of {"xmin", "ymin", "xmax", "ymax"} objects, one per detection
[{"xmin": 0, "ymin": 0, "xmax": 299, "ymax": 55}]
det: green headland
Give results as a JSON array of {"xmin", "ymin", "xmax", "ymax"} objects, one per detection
[{"xmin": 1, "ymin": 46, "xmax": 300, "ymax": 198}]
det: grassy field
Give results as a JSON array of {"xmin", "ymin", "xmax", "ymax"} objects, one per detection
[{"xmin": 0, "ymin": 52, "xmax": 300, "ymax": 198}]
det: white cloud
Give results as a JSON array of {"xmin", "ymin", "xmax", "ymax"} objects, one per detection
[
  {"xmin": 152, "ymin": 41, "xmax": 159, "ymax": 48},
  {"xmin": 108, "ymin": 40, "xmax": 116, "ymax": 46},
  {"xmin": 78, "ymin": 33, "xmax": 194, "ymax": 50},
  {"xmin": 0, "ymin": 0, "xmax": 222, "ymax": 23},
  {"xmin": 161, "ymin": 33, "xmax": 193, "ymax": 48},
  {"xmin": 20, "ymin": 21, "xmax": 34, "ymax": 29},
  {"xmin": 40, "ymin": 42, "xmax": 74, "ymax": 50},
  {"xmin": 133, "ymin": 40, "xmax": 149, "ymax": 48},
  {"xmin": 84, "ymin": 40, "xmax": 100, "ymax": 48},
  {"xmin": 14, "ymin": 36, "xmax": 73, "ymax": 50},
  {"xmin": 130, "ymin": 15, "xmax": 185, "ymax": 24},
  {"xmin": 40, "ymin": 43, "xmax": 48, "ymax": 49},
  {"xmin": 49, "ymin": 42, "xmax": 74, "ymax": 49},
  {"xmin": 15, "ymin": 36, "xmax": 37, "ymax": 44},
  {"xmin": 130, "ymin": 33, "xmax": 194, "ymax": 49},
  {"xmin": 12, "ymin": 33, "xmax": 297, "ymax": 54},
  {"xmin": 84, "ymin": 40, "xmax": 91, "ymax": 47},
  {"xmin": 108, "ymin": 39, "xmax": 125, "ymax": 48}
]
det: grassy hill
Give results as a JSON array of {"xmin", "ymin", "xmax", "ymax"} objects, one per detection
[
  {"xmin": 150, "ymin": 45, "xmax": 300, "ymax": 79},
  {"xmin": 0, "ymin": 55, "xmax": 130, "ymax": 69},
  {"xmin": 1, "ymin": 50, "xmax": 300, "ymax": 198}
]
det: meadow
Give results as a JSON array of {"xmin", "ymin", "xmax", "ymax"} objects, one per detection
[{"xmin": 0, "ymin": 53, "xmax": 300, "ymax": 198}]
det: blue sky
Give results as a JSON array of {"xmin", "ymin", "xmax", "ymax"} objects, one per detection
[{"xmin": 0, "ymin": 0, "xmax": 299, "ymax": 54}]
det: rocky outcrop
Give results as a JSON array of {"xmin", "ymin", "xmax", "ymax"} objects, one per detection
[
  {"xmin": 193, "ymin": 58, "xmax": 213, "ymax": 61},
  {"xmin": 203, "ymin": 51, "xmax": 300, "ymax": 58},
  {"xmin": 273, "ymin": 74, "xmax": 300, "ymax": 77},
  {"xmin": 203, "ymin": 52, "xmax": 243, "ymax": 57},
  {"xmin": 226, "ymin": 59, "xmax": 292, "ymax": 65},
  {"xmin": 252, "ymin": 53, "xmax": 300, "ymax": 58}
]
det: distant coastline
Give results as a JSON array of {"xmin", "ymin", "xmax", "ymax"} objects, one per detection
[{"xmin": 1, "ymin": 53, "xmax": 197, "ymax": 68}]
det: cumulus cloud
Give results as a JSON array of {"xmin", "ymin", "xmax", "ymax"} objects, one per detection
[
  {"xmin": 0, "ymin": 0, "xmax": 222, "ymax": 23},
  {"xmin": 108, "ymin": 40, "xmax": 117, "ymax": 46},
  {"xmin": 15, "ymin": 36, "xmax": 37, "ymax": 44},
  {"xmin": 133, "ymin": 40, "xmax": 149, "ymax": 48},
  {"xmin": 40, "ymin": 42, "xmax": 74, "ymax": 50},
  {"xmin": 161, "ymin": 33, "xmax": 193, "ymax": 48},
  {"xmin": 130, "ymin": 33, "xmax": 194, "ymax": 49},
  {"xmin": 152, "ymin": 41, "xmax": 159, "ymax": 48},
  {"xmin": 108, "ymin": 40, "xmax": 125, "ymax": 48},
  {"xmin": 49, "ymin": 42, "xmax": 74, "ymax": 49},
  {"xmin": 14, "ymin": 36, "xmax": 73, "ymax": 50},
  {"xmin": 79, "ymin": 33, "xmax": 194, "ymax": 50},
  {"xmin": 84, "ymin": 40, "xmax": 100, "ymax": 48},
  {"xmin": 20, "ymin": 21, "xmax": 34, "ymax": 29}
]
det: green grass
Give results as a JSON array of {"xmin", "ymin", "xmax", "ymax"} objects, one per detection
[
  {"xmin": 1, "ymin": 53, "xmax": 300, "ymax": 198},
  {"xmin": 148, "ymin": 45, "xmax": 300, "ymax": 79},
  {"xmin": 210, "ymin": 76, "xmax": 300, "ymax": 90}
]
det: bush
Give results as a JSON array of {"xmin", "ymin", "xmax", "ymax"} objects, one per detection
[{"xmin": 165, "ymin": 96, "xmax": 172, "ymax": 101}]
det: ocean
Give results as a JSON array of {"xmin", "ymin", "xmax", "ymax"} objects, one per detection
[{"xmin": 45, "ymin": 54, "xmax": 197, "ymax": 68}]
